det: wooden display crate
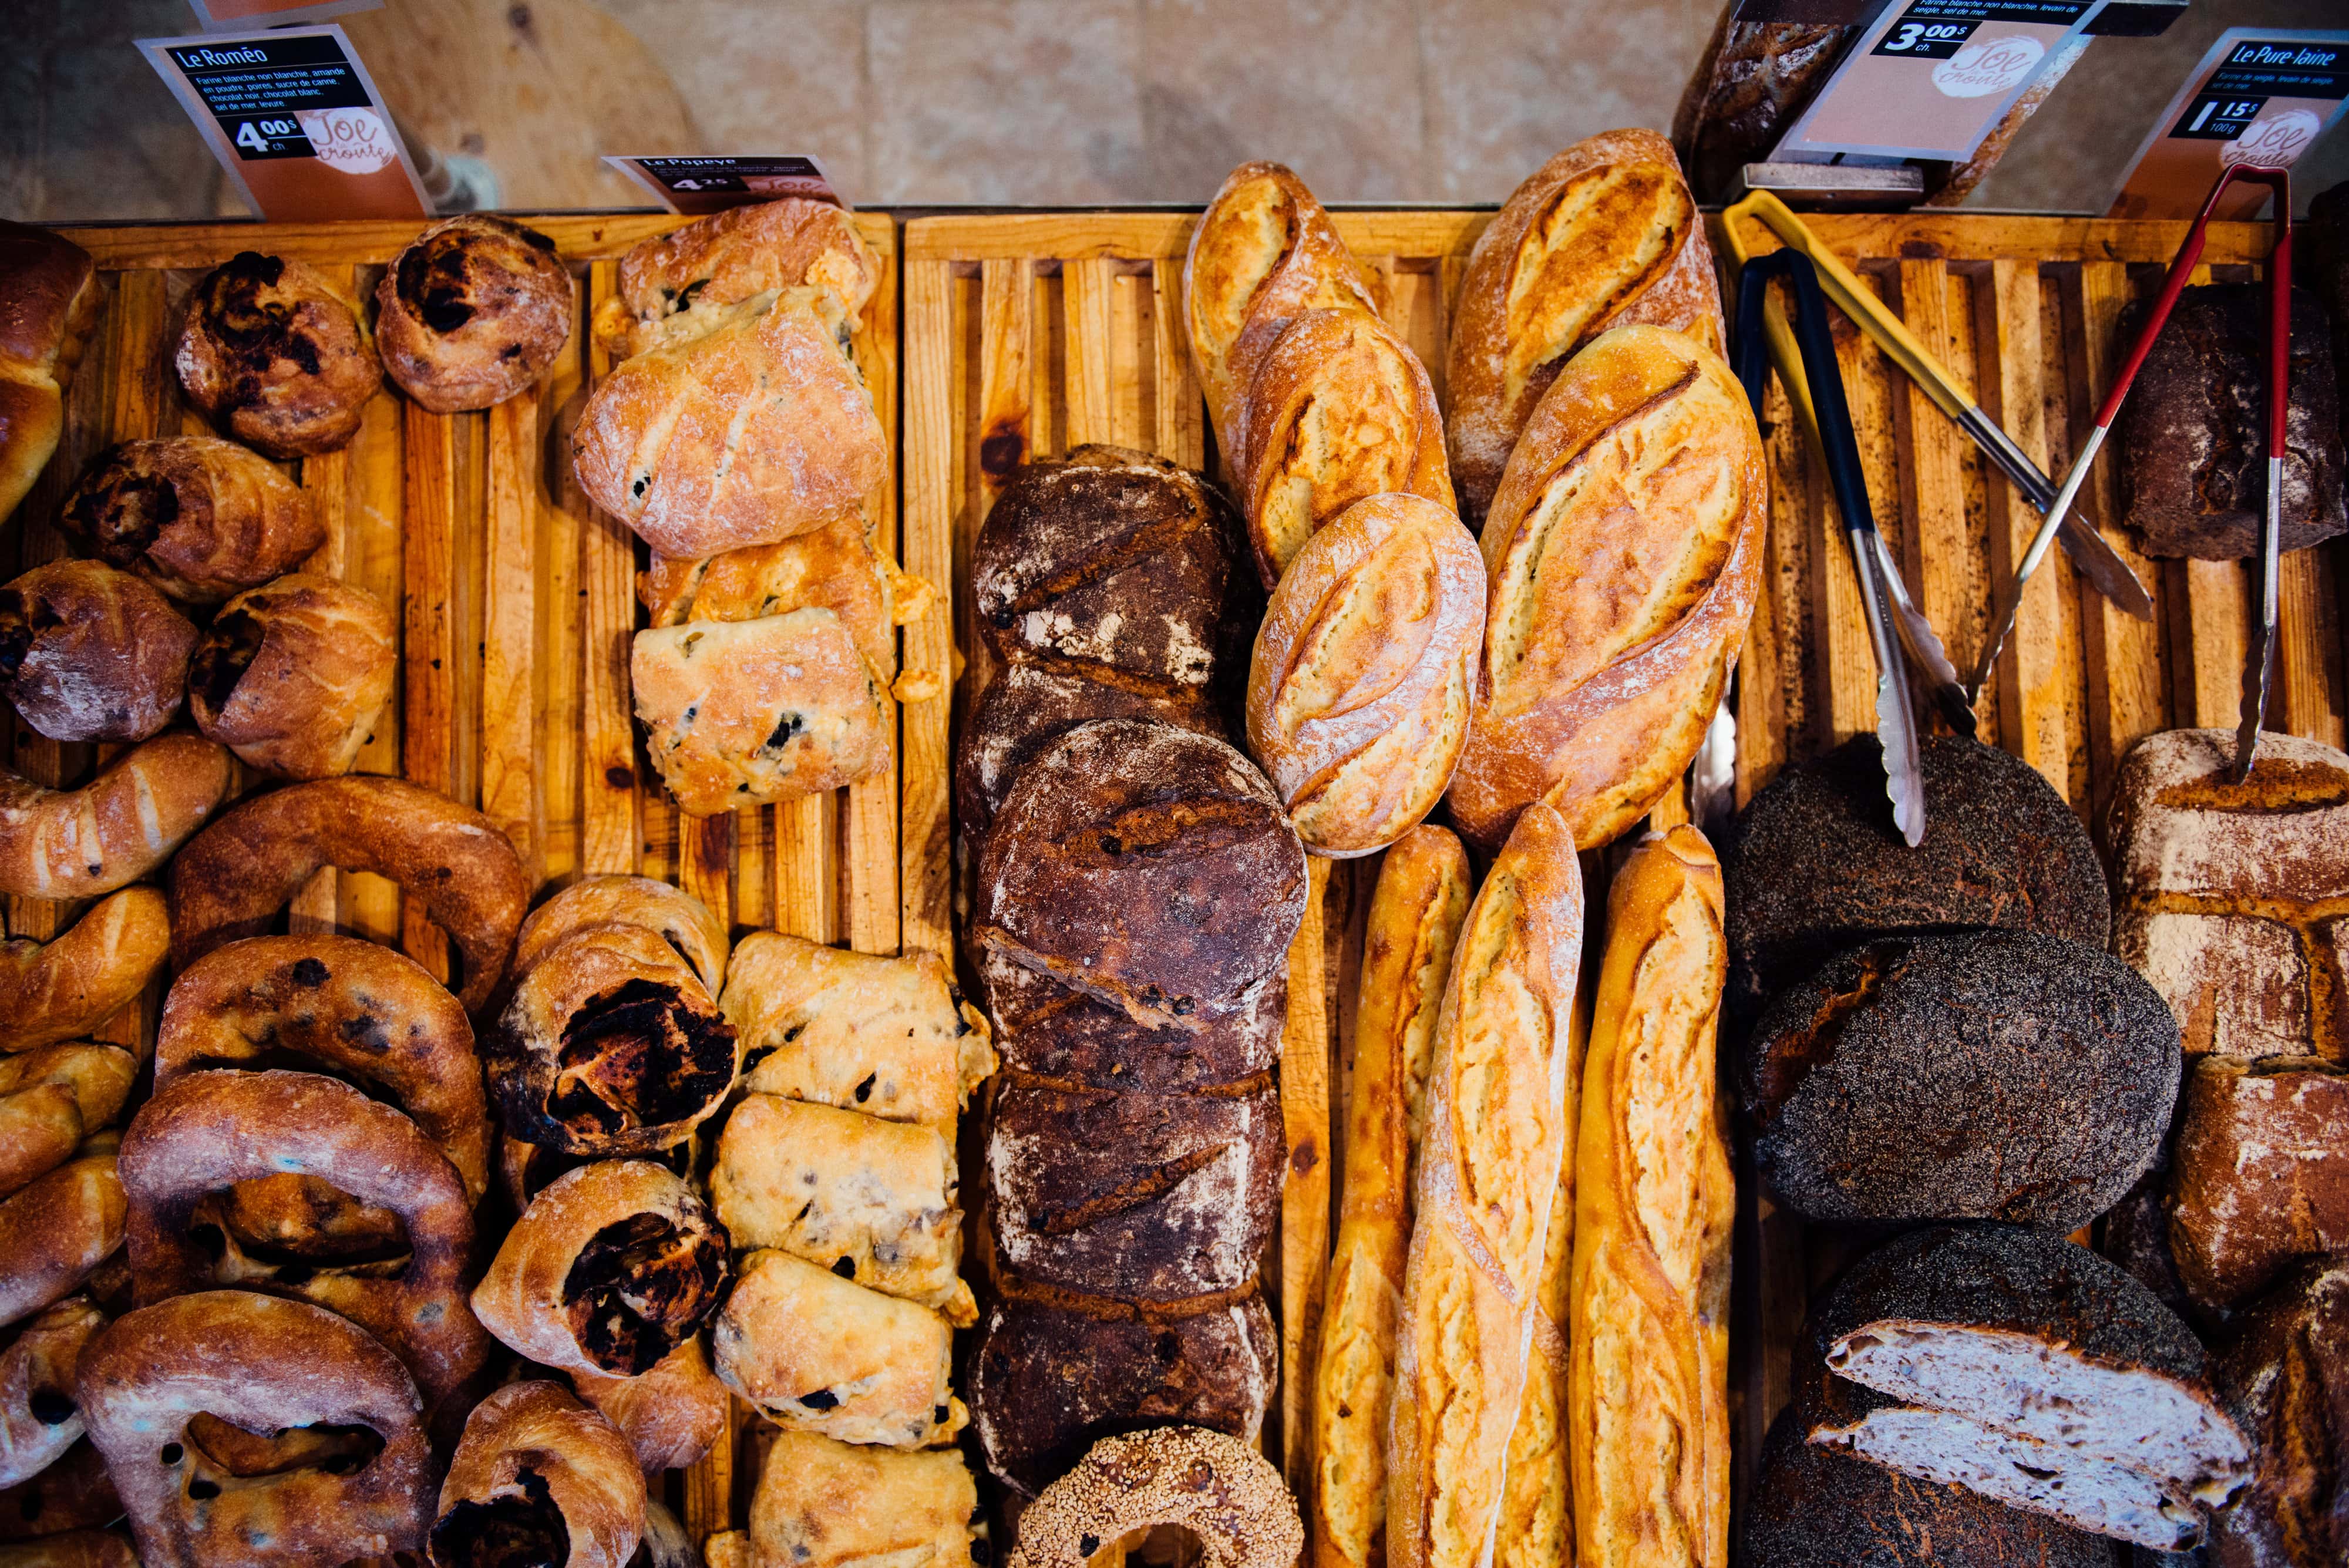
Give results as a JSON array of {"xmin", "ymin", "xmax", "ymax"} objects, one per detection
[
  {"xmin": 36, "ymin": 211, "xmax": 914, "ymax": 1544},
  {"xmin": 901, "ymin": 207, "xmax": 2343, "ymax": 1540}
]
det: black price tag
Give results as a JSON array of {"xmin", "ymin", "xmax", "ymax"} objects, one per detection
[
  {"xmin": 604, "ymin": 155, "xmax": 846, "ymax": 214},
  {"xmin": 165, "ymin": 33, "xmax": 371, "ymax": 161}
]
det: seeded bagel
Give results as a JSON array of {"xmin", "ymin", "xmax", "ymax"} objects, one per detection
[
  {"xmin": 1742, "ymin": 928, "xmax": 2178, "ymax": 1229},
  {"xmin": 1720, "ymin": 734, "xmax": 2108, "ymax": 1021}
]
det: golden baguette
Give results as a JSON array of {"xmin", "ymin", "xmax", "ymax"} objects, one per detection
[
  {"xmin": 1445, "ymin": 130, "xmax": 1724, "ymax": 524},
  {"xmin": 1495, "ymin": 1140, "xmax": 1578, "ymax": 1568},
  {"xmin": 1311, "ymin": 825, "xmax": 1473, "ymax": 1568},
  {"xmin": 1388, "ymin": 802, "xmax": 1586, "ymax": 1568},
  {"xmin": 1236, "ymin": 307, "xmax": 1453, "ymax": 588},
  {"xmin": 1567, "ymin": 826, "xmax": 1734, "ymax": 1568},
  {"xmin": 1446, "ymin": 325, "xmax": 1765, "ymax": 852},
  {"xmin": 1183, "ymin": 161, "xmax": 1384, "ymax": 483}
]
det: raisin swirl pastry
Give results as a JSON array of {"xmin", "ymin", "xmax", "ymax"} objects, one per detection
[
  {"xmin": 186, "ymin": 573, "xmax": 395, "ymax": 778},
  {"xmin": 376, "ymin": 215, "xmax": 573, "ymax": 413},
  {"xmin": 59, "ymin": 438, "xmax": 322, "ymax": 605},
  {"xmin": 174, "ymin": 253, "xmax": 380, "ymax": 459}
]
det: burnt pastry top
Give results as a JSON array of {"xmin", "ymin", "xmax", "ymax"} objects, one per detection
[
  {"xmin": 175, "ymin": 253, "xmax": 380, "ymax": 459},
  {"xmin": 376, "ymin": 215, "xmax": 572, "ymax": 414}
]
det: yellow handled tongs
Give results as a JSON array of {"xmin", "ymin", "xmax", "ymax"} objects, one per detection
[{"xmin": 1721, "ymin": 191, "xmax": 2155, "ymax": 702}]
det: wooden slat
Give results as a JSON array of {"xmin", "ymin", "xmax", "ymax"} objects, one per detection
[
  {"xmin": 1984, "ymin": 259, "xmax": 2072, "ymax": 795},
  {"xmin": 482, "ymin": 391, "xmax": 540, "ymax": 879},
  {"xmin": 400, "ymin": 401, "xmax": 460, "ymax": 985},
  {"xmin": 1277, "ymin": 855, "xmax": 1333, "ymax": 1495},
  {"xmin": 902, "ymin": 255, "xmax": 959, "ymax": 962},
  {"xmin": 2279, "ymin": 547, "xmax": 2347, "ymax": 748},
  {"xmin": 1061, "ymin": 257, "xmax": 1119, "ymax": 449},
  {"xmin": 847, "ymin": 213, "xmax": 903, "ymax": 957},
  {"xmin": 578, "ymin": 260, "xmax": 638, "ymax": 877}
]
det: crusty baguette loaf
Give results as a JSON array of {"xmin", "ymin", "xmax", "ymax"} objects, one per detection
[
  {"xmin": 1567, "ymin": 826, "xmax": 1734, "ymax": 1568},
  {"xmin": 1447, "ymin": 325, "xmax": 1765, "ymax": 851},
  {"xmin": 0, "ymin": 887, "xmax": 169, "ymax": 1053},
  {"xmin": 1388, "ymin": 801, "xmax": 1585, "ymax": 1568},
  {"xmin": 1236, "ymin": 307, "xmax": 1452, "ymax": 586},
  {"xmin": 0, "ymin": 733, "xmax": 231, "ymax": 900},
  {"xmin": 1446, "ymin": 131, "xmax": 1725, "ymax": 523},
  {"xmin": 1246, "ymin": 493, "xmax": 1485, "ymax": 857},
  {"xmin": 1311, "ymin": 825, "xmax": 1472, "ymax": 1568},
  {"xmin": 1184, "ymin": 161, "xmax": 1384, "ymax": 482},
  {"xmin": 1495, "ymin": 1143, "xmax": 1576, "ymax": 1568}
]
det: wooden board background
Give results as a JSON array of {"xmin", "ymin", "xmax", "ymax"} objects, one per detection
[
  {"xmin": 36, "ymin": 211, "xmax": 924, "ymax": 1544},
  {"xmin": 902, "ymin": 208, "xmax": 2344, "ymax": 1543}
]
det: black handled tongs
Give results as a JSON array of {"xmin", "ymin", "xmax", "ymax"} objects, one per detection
[
  {"xmin": 1734, "ymin": 250, "xmax": 1928, "ymax": 846},
  {"xmin": 2034, "ymin": 162, "xmax": 2293, "ymax": 779}
]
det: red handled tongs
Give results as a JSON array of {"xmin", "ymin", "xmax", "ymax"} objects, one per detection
[{"xmin": 2032, "ymin": 161, "xmax": 2293, "ymax": 780}]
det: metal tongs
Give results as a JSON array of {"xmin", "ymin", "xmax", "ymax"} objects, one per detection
[
  {"xmin": 2032, "ymin": 162, "xmax": 2292, "ymax": 779},
  {"xmin": 1722, "ymin": 191, "xmax": 2155, "ymax": 699},
  {"xmin": 1734, "ymin": 251, "xmax": 1929, "ymax": 846}
]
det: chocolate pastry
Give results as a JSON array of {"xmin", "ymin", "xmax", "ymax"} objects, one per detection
[
  {"xmin": 430, "ymin": 1381, "xmax": 644, "ymax": 1568},
  {"xmin": 174, "ymin": 253, "xmax": 380, "ymax": 459},
  {"xmin": 567, "ymin": 1336, "xmax": 729, "ymax": 1477},
  {"xmin": 376, "ymin": 214, "xmax": 572, "ymax": 413},
  {"xmin": 59, "ymin": 437, "xmax": 321, "ymax": 605},
  {"xmin": 0, "ymin": 562, "xmax": 193, "ymax": 743},
  {"xmin": 186, "ymin": 574, "xmax": 395, "ymax": 779},
  {"xmin": 513, "ymin": 875, "xmax": 731, "ymax": 997}
]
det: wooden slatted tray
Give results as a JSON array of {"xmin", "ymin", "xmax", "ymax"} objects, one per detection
[
  {"xmin": 36, "ymin": 211, "xmax": 918, "ymax": 1545},
  {"xmin": 901, "ymin": 208, "xmax": 2343, "ymax": 1543}
]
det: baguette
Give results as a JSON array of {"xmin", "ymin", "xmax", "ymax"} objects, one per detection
[
  {"xmin": 1236, "ymin": 308, "xmax": 1452, "ymax": 587},
  {"xmin": 1388, "ymin": 801, "xmax": 1585, "ymax": 1568},
  {"xmin": 1566, "ymin": 826, "xmax": 1734, "ymax": 1568},
  {"xmin": 1447, "ymin": 325, "xmax": 1765, "ymax": 851},
  {"xmin": 0, "ymin": 735, "xmax": 230, "ymax": 900},
  {"xmin": 1445, "ymin": 131, "xmax": 1725, "ymax": 523},
  {"xmin": 1310, "ymin": 825, "xmax": 1472, "ymax": 1568},
  {"xmin": 1495, "ymin": 1147, "xmax": 1577, "ymax": 1568},
  {"xmin": 1184, "ymin": 161, "xmax": 1384, "ymax": 480}
]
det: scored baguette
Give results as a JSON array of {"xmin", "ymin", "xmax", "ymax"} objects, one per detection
[
  {"xmin": 1567, "ymin": 826, "xmax": 1734, "ymax": 1568},
  {"xmin": 1388, "ymin": 802, "xmax": 1586, "ymax": 1568},
  {"xmin": 1184, "ymin": 162, "xmax": 1384, "ymax": 482},
  {"xmin": 1445, "ymin": 130, "xmax": 1724, "ymax": 523},
  {"xmin": 1311, "ymin": 825, "xmax": 1472, "ymax": 1568},
  {"xmin": 1447, "ymin": 325, "xmax": 1765, "ymax": 851}
]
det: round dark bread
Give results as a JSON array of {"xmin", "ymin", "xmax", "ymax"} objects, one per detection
[
  {"xmin": 982, "ymin": 1075, "xmax": 1280, "ymax": 1306},
  {"xmin": 1719, "ymin": 735, "xmax": 2109, "ymax": 1021},
  {"xmin": 957, "ymin": 662, "xmax": 1229, "ymax": 843},
  {"xmin": 1743, "ymin": 928, "xmax": 2178, "ymax": 1229},
  {"xmin": 967, "ymin": 1291, "xmax": 1275, "ymax": 1499},
  {"xmin": 980, "ymin": 947, "xmax": 1283, "ymax": 1093},
  {"xmin": 1743, "ymin": 1405, "xmax": 2110, "ymax": 1568},
  {"xmin": 2209, "ymin": 1255, "xmax": 2349, "ymax": 1568},
  {"xmin": 972, "ymin": 449, "xmax": 1252, "ymax": 693},
  {"xmin": 1787, "ymin": 1225, "xmax": 2214, "ymax": 1421},
  {"xmin": 975, "ymin": 719, "xmax": 1306, "ymax": 1027}
]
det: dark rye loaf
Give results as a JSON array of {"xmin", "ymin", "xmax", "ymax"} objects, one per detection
[
  {"xmin": 2209, "ymin": 1256, "xmax": 2349, "ymax": 1568},
  {"xmin": 1719, "ymin": 734, "xmax": 2108, "ymax": 1022},
  {"xmin": 966, "ymin": 1292, "xmax": 1276, "ymax": 1499},
  {"xmin": 1792, "ymin": 1226, "xmax": 2247, "ymax": 1551},
  {"xmin": 978, "ymin": 948, "xmax": 1283, "ymax": 1093},
  {"xmin": 1742, "ymin": 1405, "xmax": 2111, "ymax": 1568},
  {"xmin": 1743, "ymin": 928, "xmax": 2179, "ymax": 1229},
  {"xmin": 975, "ymin": 719, "xmax": 1307, "ymax": 1028},
  {"xmin": 2118, "ymin": 282, "xmax": 2346, "ymax": 561}
]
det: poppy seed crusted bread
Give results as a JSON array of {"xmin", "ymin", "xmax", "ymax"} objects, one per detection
[
  {"xmin": 1720, "ymin": 734, "xmax": 2108, "ymax": 1021},
  {"xmin": 1742, "ymin": 928, "xmax": 2179, "ymax": 1229}
]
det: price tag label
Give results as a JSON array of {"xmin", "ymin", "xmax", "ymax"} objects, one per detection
[
  {"xmin": 139, "ymin": 26, "xmax": 429, "ymax": 220},
  {"xmin": 2111, "ymin": 30, "xmax": 2349, "ymax": 220},
  {"xmin": 182, "ymin": 0, "xmax": 383, "ymax": 30},
  {"xmin": 604, "ymin": 156, "xmax": 847, "ymax": 216},
  {"xmin": 1772, "ymin": 0, "xmax": 2098, "ymax": 161}
]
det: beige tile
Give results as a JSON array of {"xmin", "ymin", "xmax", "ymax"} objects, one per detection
[
  {"xmin": 592, "ymin": 0, "xmax": 874, "ymax": 200},
  {"xmin": 1419, "ymin": 0, "xmax": 1711, "ymax": 204},
  {"xmin": 31, "ymin": 42, "xmax": 235, "ymax": 223},
  {"xmin": 867, "ymin": 0, "xmax": 1147, "ymax": 204},
  {"xmin": 1139, "ymin": 0, "xmax": 1428, "ymax": 204}
]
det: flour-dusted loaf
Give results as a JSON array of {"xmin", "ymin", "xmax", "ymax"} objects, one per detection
[
  {"xmin": 1235, "ymin": 308, "xmax": 1452, "ymax": 586},
  {"xmin": 1247, "ymin": 493, "xmax": 1483, "ymax": 857},
  {"xmin": 631, "ymin": 609, "xmax": 894, "ymax": 815},
  {"xmin": 1310, "ymin": 826, "xmax": 1470, "ymax": 1568},
  {"xmin": 711, "ymin": 1249, "xmax": 963, "ymax": 1448},
  {"xmin": 967, "ymin": 1293, "xmax": 1277, "ymax": 1499},
  {"xmin": 597, "ymin": 197, "xmax": 881, "ymax": 359},
  {"xmin": 2209, "ymin": 1256, "xmax": 2349, "ymax": 1568},
  {"xmin": 1796, "ymin": 1225, "xmax": 2250, "ymax": 1552},
  {"xmin": 2118, "ymin": 282, "xmax": 2346, "ymax": 560},
  {"xmin": 176, "ymin": 253, "xmax": 379, "ymax": 459},
  {"xmin": 573, "ymin": 286, "xmax": 884, "ymax": 559},
  {"xmin": 1183, "ymin": 162, "xmax": 1382, "ymax": 479},
  {"xmin": 1567, "ymin": 826, "xmax": 1734, "ymax": 1568},
  {"xmin": 2168, "ymin": 1056, "xmax": 2349, "ymax": 1314},
  {"xmin": 0, "ymin": 561, "xmax": 193, "ymax": 743},
  {"xmin": 1446, "ymin": 133, "xmax": 1725, "ymax": 521},
  {"xmin": 0, "ymin": 222, "xmax": 100, "ymax": 526},
  {"xmin": 1388, "ymin": 802, "xmax": 1585, "ymax": 1568},
  {"xmin": 2108, "ymin": 727, "xmax": 2349, "ymax": 1061},
  {"xmin": 980, "ymin": 948, "xmax": 1282, "ymax": 1095},
  {"xmin": 975, "ymin": 719, "xmax": 1307, "ymax": 1028},
  {"xmin": 1448, "ymin": 325, "xmax": 1762, "ymax": 851},
  {"xmin": 1721, "ymin": 733, "xmax": 2110, "ymax": 1021},
  {"xmin": 60, "ymin": 436, "xmax": 322, "ymax": 604},
  {"xmin": 984, "ymin": 1076, "xmax": 1281, "ymax": 1307},
  {"xmin": 1744, "ymin": 928, "xmax": 2179, "ymax": 1229}
]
